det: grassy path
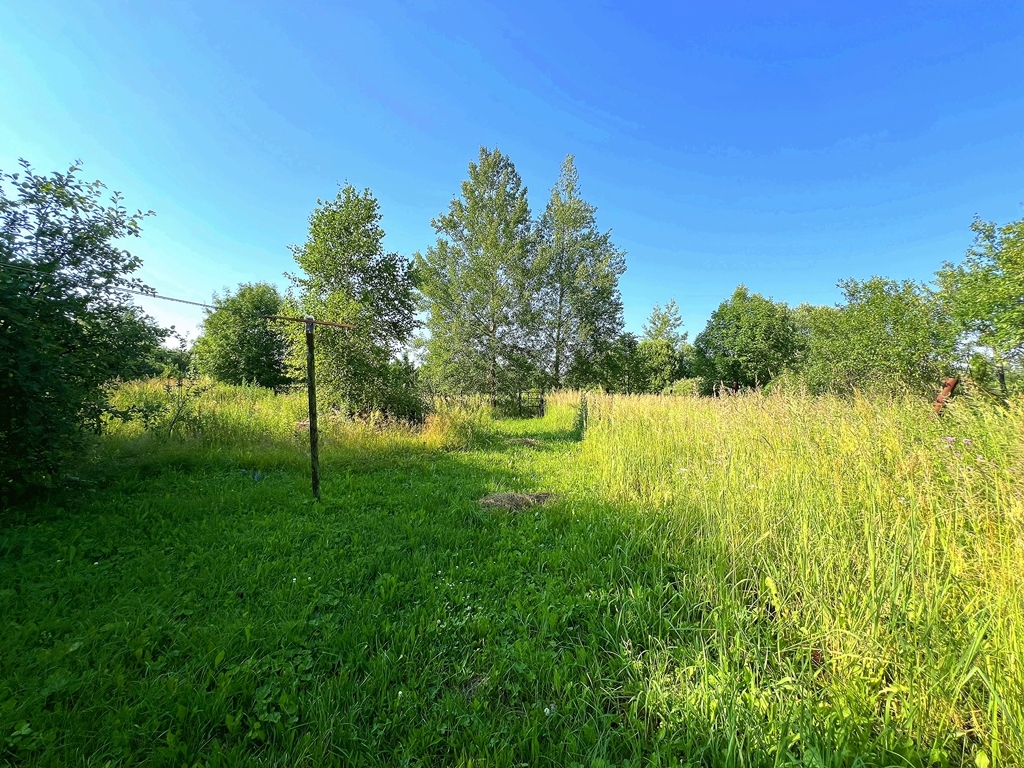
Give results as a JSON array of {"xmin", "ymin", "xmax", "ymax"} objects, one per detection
[
  {"xmin": 1, "ymin": 407, "xmax": 679, "ymax": 766},
  {"xmin": 2, "ymin": 394, "xmax": 1021, "ymax": 767}
]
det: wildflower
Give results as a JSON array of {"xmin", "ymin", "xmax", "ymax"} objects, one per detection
[
  {"xmin": 962, "ymin": 438, "xmax": 972, "ymax": 446},
  {"xmin": 942, "ymin": 436, "xmax": 956, "ymax": 443},
  {"xmin": 544, "ymin": 707, "xmax": 550, "ymax": 716},
  {"xmin": 398, "ymin": 690, "xmax": 403, "ymax": 698},
  {"xmin": 292, "ymin": 578, "xmax": 297, "ymax": 583},
  {"xmin": 94, "ymin": 562, "xmax": 99, "ymax": 566}
]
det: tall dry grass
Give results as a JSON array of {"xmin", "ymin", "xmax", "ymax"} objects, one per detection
[
  {"xmin": 103, "ymin": 378, "xmax": 496, "ymax": 457},
  {"xmin": 571, "ymin": 390, "xmax": 1023, "ymax": 763}
]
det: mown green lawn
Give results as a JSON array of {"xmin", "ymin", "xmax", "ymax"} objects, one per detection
[{"xmin": 2, "ymin": 392, "xmax": 1020, "ymax": 767}]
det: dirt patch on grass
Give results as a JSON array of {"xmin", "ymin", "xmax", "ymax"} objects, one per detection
[
  {"xmin": 478, "ymin": 492, "xmax": 555, "ymax": 511},
  {"xmin": 462, "ymin": 674, "xmax": 489, "ymax": 701},
  {"xmin": 507, "ymin": 437, "xmax": 543, "ymax": 447}
]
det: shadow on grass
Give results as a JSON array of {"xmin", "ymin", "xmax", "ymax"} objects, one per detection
[{"xmin": 0, "ymin": 419, "xmax": 930, "ymax": 767}]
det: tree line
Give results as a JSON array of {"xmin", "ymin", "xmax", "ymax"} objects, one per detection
[
  {"xmin": 193, "ymin": 146, "xmax": 1023, "ymax": 406},
  {"xmin": 3, "ymin": 154, "xmax": 1022, "ymax": 496}
]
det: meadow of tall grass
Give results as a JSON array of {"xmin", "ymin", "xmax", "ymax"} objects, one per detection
[
  {"xmin": 1, "ymin": 381, "xmax": 1020, "ymax": 765},
  {"xmin": 569, "ymin": 391, "xmax": 1023, "ymax": 765}
]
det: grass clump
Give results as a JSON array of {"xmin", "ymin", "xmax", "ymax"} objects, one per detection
[{"xmin": 0, "ymin": 384, "xmax": 1021, "ymax": 766}]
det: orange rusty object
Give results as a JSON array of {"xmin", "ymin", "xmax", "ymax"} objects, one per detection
[{"xmin": 934, "ymin": 377, "xmax": 959, "ymax": 415}]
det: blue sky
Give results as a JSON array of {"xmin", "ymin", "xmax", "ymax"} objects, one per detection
[{"xmin": 2, "ymin": 1, "xmax": 1023, "ymax": 339}]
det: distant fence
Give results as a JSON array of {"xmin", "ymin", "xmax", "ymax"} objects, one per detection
[{"xmin": 494, "ymin": 390, "xmax": 546, "ymax": 419}]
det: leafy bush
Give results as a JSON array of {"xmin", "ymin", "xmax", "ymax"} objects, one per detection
[
  {"xmin": 795, "ymin": 278, "xmax": 957, "ymax": 396},
  {"xmin": 661, "ymin": 377, "xmax": 701, "ymax": 396},
  {"xmin": 0, "ymin": 161, "xmax": 165, "ymax": 498}
]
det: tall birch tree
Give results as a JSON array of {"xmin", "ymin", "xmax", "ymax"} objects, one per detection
[
  {"xmin": 536, "ymin": 156, "xmax": 625, "ymax": 389},
  {"xmin": 417, "ymin": 147, "xmax": 537, "ymax": 401}
]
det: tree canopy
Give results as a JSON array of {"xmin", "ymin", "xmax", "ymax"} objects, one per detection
[
  {"xmin": 289, "ymin": 184, "xmax": 419, "ymax": 417},
  {"xmin": 191, "ymin": 282, "xmax": 290, "ymax": 389},
  {"xmin": 638, "ymin": 300, "xmax": 690, "ymax": 392},
  {"xmin": 693, "ymin": 286, "xmax": 798, "ymax": 390},
  {"xmin": 417, "ymin": 147, "xmax": 538, "ymax": 402},
  {"xmin": 536, "ymin": 155, "xmax": 626, "ymax": 389},
  {"xmin": 797, "ymin": 278, "xmax": 957, "ymax": 396},
  {"xmin": 938, "ymin": 216, "xmax": 1024, "ymax": 369}
]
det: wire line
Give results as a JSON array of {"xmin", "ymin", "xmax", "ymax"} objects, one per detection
[{"xmin": 0, "ymin": 260, "xmax": 355, "ymax": 328}]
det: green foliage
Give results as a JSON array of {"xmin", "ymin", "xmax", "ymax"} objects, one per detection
[
  {"xmin": 641, "ymin": 298, "xmax": 684, "ymax": 347},
  {"xmin": 417, "ymin": 150, "xmax": 629, "ymax": 400},
  {"xmin": 289, "ymin": 184, "xmax": 420, "ymax": 419},
  {"xmin": 146, "ymin": 340, "xmax": 193, "ymax": 379},
  {"xmin": 635, "ymin": 339, "xmax": 678, "ymax": 392},
  {"xmin": 693, "ymin": 286, "xmax": 798, "ymax": 390},
  {"xmin": 591, "ymin": 332, "xmax": 648, "ymax": 393},
  {"xmin": 0, "ymin": 160, "xmax": 165, "ymax": 497},
  {"xmin": 798, "ymin": 277, "xmax": 957, "ymax": 395},
  {"xmin": 661, "ymin": 377, "xmax": 701, "ymax": 396},
  {"xmin": 418, "ymin": 147, "xmax": 538, "ymax": 401},
  {"xmin": 191, "ymin": 282, "xmax": 290, "ymax": 389},
  {"xmin": 536, "ymin": 156, "xmax": 626, "ymax": 389},
  {"xmin": 578, "ymin": 303, "xmax": 692, "ymax": 395},
  {"xmin": 639, "ymin": 300, "xmax": 690, "ymax": 392},
  {"xmin": 962, "ymin": 352, "xmax": 1020, "ymax": 402},
  {"xmin": 938, "ymin": 215, "xmax": 1024, "ymax": 373}
]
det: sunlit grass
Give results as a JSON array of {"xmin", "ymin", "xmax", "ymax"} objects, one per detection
[
  {"xmin": 1, "ymin": 384, "xmax": 1020, "ymax": 765},
  {"xmin": 571, "ymin": 391, "xmax": 1023, "ymax": 765}
]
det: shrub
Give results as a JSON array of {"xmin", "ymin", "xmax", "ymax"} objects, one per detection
[{"xmin": 1, "ymin": 161, "xmax": 164, "ymax": 498}]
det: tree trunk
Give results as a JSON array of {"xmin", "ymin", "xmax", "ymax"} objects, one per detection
[{"xmin": 553, "ymin": 287, "xmax": 565, "ymax": 388}]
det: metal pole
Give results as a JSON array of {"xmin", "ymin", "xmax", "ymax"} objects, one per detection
[{"xmin": 305, "ymin": 317, "xmax": 321, "ymax": 501}]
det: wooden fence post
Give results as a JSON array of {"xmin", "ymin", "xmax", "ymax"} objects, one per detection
[{"xmin": 305, "ymin": 317, "xmax": 321, "ymax": 501}]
